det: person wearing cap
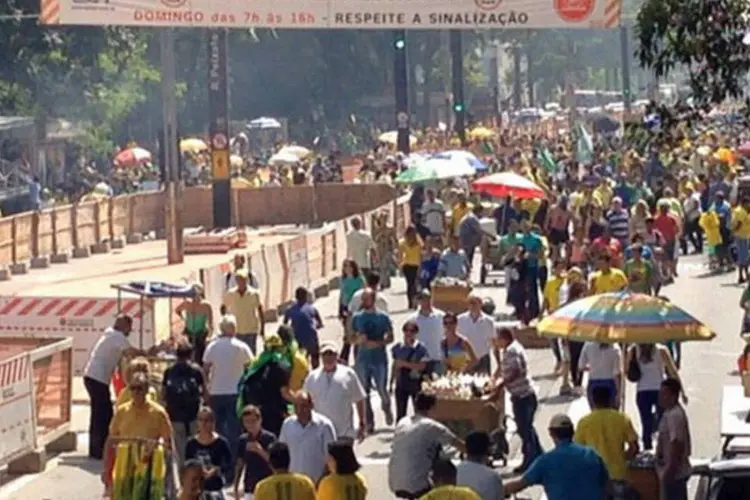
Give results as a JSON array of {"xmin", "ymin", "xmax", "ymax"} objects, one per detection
[
  {"xmin": 303, "ymin": 340, "xmax": 366, "ymax": 442},
  {"xmin": 504, "ymin": 414, "xmax": 610, "ymax": 500},
  {"xmin": 456, "ymin": 431, "xmax": 503, "ymax": 500},
  {"xmin": 223, "ymin": 268, "xmax": 265, "ymax": 355}
]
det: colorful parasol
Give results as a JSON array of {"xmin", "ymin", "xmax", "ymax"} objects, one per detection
[
  {"xmin": 180, "ymin": 138, "xmax": 209, "ymax": 153},
  {"xmin": 277, "ymin": 145, "xmax": 311, "ymax": 159},
  {"xmin": 536, "ymin": 291, "xmax": 716, "ymax": 344},
  {"xmin": 471, "ymin": 172, "xmax": 545, "ymax": 199},
  {"xmin": 113, "ymin": 147, "xmax": 151, "ymax": 168},
  {"xmin": 395, "ymin": 157, "xmax": 475, "ymax": 184}
]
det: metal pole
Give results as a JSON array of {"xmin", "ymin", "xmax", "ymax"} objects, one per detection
[
  {"xmin": 393, "ymin": 29, "xmax": 410, "ymax": 155},
  {"xmin": 620, "ymin": 24, "xmax": 632, "ymax": 118},
  {"xmin": 489, "ymin": 45, "xmax": 500, "ymax": 126},
  {"xmin": 208, "ymin": 28, "xmax": 231, "ymax": 228},
  {"xmin": 160, "ymin": 28, "xmax": 183, "ymax": 265},
  {"xmin": 450, "ymin": 30, "xmax": 466, "ymax": 146},
  {"xmin": 565, "ymin": 37, "xmax": 576, "ymax": 132}
]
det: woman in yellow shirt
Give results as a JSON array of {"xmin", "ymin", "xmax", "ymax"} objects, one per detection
[
  {"xmin": 397, "ymin": 226, "xmax": 423, "ymax": 309},
  {"xmin": 317, "ymin": 440, "xmax": 367, "ymax": 500},
  {"xmin": 116, "ymin": 357, "xmax": 159, "ymax": 407}
]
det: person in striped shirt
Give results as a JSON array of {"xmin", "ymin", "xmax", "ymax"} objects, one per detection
[
  {"xmin": 487, "ymin": 326, "xmax": 543, "ymax": 473},
  {"xmin": 605, "ymin": 196, "xmax": 630, "ymax": 247}
]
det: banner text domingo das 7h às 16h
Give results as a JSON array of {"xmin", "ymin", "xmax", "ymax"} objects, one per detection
[{"xmin": 40, "ymin": 0, "xmax": 622, "ymax": 30}]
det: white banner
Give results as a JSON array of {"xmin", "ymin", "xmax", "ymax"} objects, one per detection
[{"xmin": 41, "ymin": 0, "xmax": 621, "ymax": 29}]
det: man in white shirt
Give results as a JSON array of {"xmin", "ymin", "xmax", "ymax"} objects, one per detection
[
  {"xmin": 579, "ymin": 341, "xmax": 623, "ymax": 408},
  {"xmin": 348, "ymin": 272, "xmax": 389, "ymax": 313},
  {"xmin": 303, "ymin": 341, "xmax": 366, "ymax": 442},
  {"xmin": 457, "ymin": 431, "xmax": 504, "ymax": 500},
  {"xmin": 278, "ymin": 391, "xmax": 336, "ymax": 483},
  {"xmin": 346, "ymin": 216, "xmax": 376, "ymax": 275},
  {"xmin": 421, "ymin": 189, "xmax": 446, "ymax": 238},
  {"xmin": 83, "ymin": 314, "xmax": 140, "ymax": 459},
  {"xmin": 457, "ymin": 294, "xmax": 495, "ymax": 374},
  {"xmin": 203, "ymin": 315, "xmax": 254, "ymax": 449},
  {"xmin": 405, "ymin": 290, "xmax": 444, "ymax": 372}
]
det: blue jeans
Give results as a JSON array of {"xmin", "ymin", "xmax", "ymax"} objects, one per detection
[
  {"xmin": 354, "ymin": 357, "xmax": 391, "ymax": 427},
  {"xmin": 636, "ymin": 389, "xmax": 662, "ymax": 450},
  {"xmin": 665, "ymin": 341, "xmax": 681, "ymax": 369},
  {"xmin": 511, "ymin": 393, "xmax": 543, "ymax": 468},
  {"xmin": 210, "ymin": 394, "xmax": 240, "ymax": 462}
]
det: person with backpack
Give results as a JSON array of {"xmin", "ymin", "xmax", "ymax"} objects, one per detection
[
  {"xmin": 162, "ymin": 340, "xmax": 208, "ymax": 469},
  {"xmin": 236, "ymin": 334, "xmax": 298, "ymax": 437}
]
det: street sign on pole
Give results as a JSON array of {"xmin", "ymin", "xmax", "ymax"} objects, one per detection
[
  {"xmin": 208, "ymin": 29, "xmax": 231, "ymax": 229},
  {"xmin": 451, "ymin": 30, "xmax": 467, "ymax": 147}
]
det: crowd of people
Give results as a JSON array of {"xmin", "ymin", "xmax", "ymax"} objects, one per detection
[{"xmin": 74, "ymin": 116, "xmax": 750, "ymax": 500}]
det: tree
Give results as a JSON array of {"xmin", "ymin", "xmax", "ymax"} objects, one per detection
[{"xmin": 635, "ymin": 0, "xmax": 750, "ymax": 107}]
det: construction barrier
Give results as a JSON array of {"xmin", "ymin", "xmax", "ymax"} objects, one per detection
[
  {"xmin": 0, "ymin": 184, "xmax": 399, "ymax": 272},
  {"xmin": 200, "ymin": 194, "xmax": 411, "ymax": 317},
  {"xmin": 0, "ymin": 337, "xmax": 74, "ymax": 471}
]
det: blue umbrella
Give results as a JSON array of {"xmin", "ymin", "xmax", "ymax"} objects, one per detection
[{"xmin": 431, "ymin": 150, "xmax": 487, "ymax": 171}]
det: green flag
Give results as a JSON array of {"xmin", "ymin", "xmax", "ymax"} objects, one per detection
[{"xmin": 537, "ymin": 148, "xmax": 556, "ymax": 172}]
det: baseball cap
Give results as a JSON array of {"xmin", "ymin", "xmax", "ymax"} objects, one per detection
[
  {"xmin": 319, "ymin": 341, "xmax": 339, "ymax": 354},
  {"xmin": 548, "ymin": 414, "xmax": 574, "ymax": 430}
]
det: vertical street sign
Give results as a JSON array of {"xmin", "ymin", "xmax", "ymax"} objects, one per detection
[
  {"xmin": 208, "ymin": 28, "xmax": 231, "ymax": 228},
  {"xmin": 393, "ymin": 29, "xmax": 410, "ymax": 155}
]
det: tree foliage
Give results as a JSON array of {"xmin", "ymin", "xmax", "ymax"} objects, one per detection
[{"xmin": 635, "ymin": 0, "xmax": 750, "ymax": 107}]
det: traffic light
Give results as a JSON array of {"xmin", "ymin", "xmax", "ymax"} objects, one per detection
[
  {"xmin": 394, "ymin": 37, "xmax": 405, "ymax": 50},
  {"xmin": 453, "ymin": 102, "xmax": 464, "ymax": 113}
]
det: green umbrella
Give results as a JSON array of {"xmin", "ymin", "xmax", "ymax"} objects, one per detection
[{"xmin": 394, "ymin": 158, "xmax": 475, "ymax": 184}]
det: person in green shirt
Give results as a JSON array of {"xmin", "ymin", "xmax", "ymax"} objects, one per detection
[{"xmin": 624, "ymin": 245, "xmax": 654, "ymax": 295}]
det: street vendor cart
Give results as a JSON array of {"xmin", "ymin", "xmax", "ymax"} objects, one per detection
[
  {"xmin": 432, "ymin": 279, "xmax": 472, "ymax": 314},
  {"xmin": 112, "ymin": 281, "xmax": 196, "ymax": 397}
]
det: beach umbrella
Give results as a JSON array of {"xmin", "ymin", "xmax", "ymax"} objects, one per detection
[
  {"xmin": 378, "ymin": 131, "xmax": 417, "ymax": 146},
  {"xmin": 395, "ymin": 157, "xmax": 475, "ymax": 184},
  {"xmin": 277, "ymin": 145, "xmax": 311, "ymax": 159},
  {"xmin": 113, "ymin": 147, "xmax": 151, "ymax": 168},
  {"xmin": 536, "ymin": 291, "xmax": 716, "ymax": 344},
  {"xmin": 471, "ymin": 172, "xmax": 545, "ymax": 199},
  {"xmin": 432, "ymin": 150, "xmax": 487, "ymax": 171},
  {"xmin": 247, "ymin": 117, "xmax": 282, "ymax": 130},
  {"xmin": 180, "ymin": 138, "xmax": 209, "ymax": 153}
]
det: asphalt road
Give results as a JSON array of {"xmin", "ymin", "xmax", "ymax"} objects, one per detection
[{"xmin": 0, "ymin": 253, "xmax": 744, "ymax": 500}]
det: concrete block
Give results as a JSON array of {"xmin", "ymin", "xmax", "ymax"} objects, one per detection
[
  {"xmin": 46, "ymin": 431, "xmax": 77, "ymax": 453},
  {"xmin": 50, "ymin": 253, "xmax": 69, "ymax": 264},
  {"xmin": 111, "ymin": 237, "xmax": 126, "ymax": 249},
  {"xmin": 8, "ymin": 448, "xmax": 47, "ymax": 474},
  {"xmin": 263, "ymin": 309, "xmax": 278, "ymax": 323},
  {"xmin": 91, "ymin": 242, "xmax": 110, "ymax": 254},
  {"xmin": 313, "ymin": 283, "xmax": 329, "ymax": 298},
  {"xmin": 30, "ymin": 256, "xmax": 50, "ymax": 269},
  {"xmin": 9, "ymin": 263, "xmax": 27, "ymax": 275},
  {"xmin": 126, "ymin": 233, "xmax": 143, "ymax": 244},
  {"xmin": 72, "ymin": 247, "xmax": 90, "ymax": 259},
  {"xmin": 0, "ymin": 268, "xmax": 10, "ymax": 281}
]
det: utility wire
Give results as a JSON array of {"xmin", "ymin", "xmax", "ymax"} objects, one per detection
[{"xmin": 0, "ymin": 13, "xmax": 40, "ymax": 21}]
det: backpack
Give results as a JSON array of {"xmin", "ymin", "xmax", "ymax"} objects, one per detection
[
  {"xmin": 163, "ymin": 367, "xmax": 201, "ymax": 424},
  {"xmin": 240, "ymin": 362, "xmax": 275, "ymax": 408}
]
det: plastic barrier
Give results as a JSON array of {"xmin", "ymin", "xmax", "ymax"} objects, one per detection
[
  {"xmin": 0, "ymin": 352, "xmax": 36, "ymax": 467},
  {"xmin": 0, "ymin": 337, "xmax": 74, "ymax": 473},
  {"xmin": 0, "ymin": 297, "xmax": 153, "ymax": 376}
]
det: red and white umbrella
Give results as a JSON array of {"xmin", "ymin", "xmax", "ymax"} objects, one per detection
[
  {"xmin": 114, "ymin": 147, "xmax": 152, "ymax": 168},
  {"xmin": 471, "ymin": 172, "xmax": 545, "ymax": 199}
]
